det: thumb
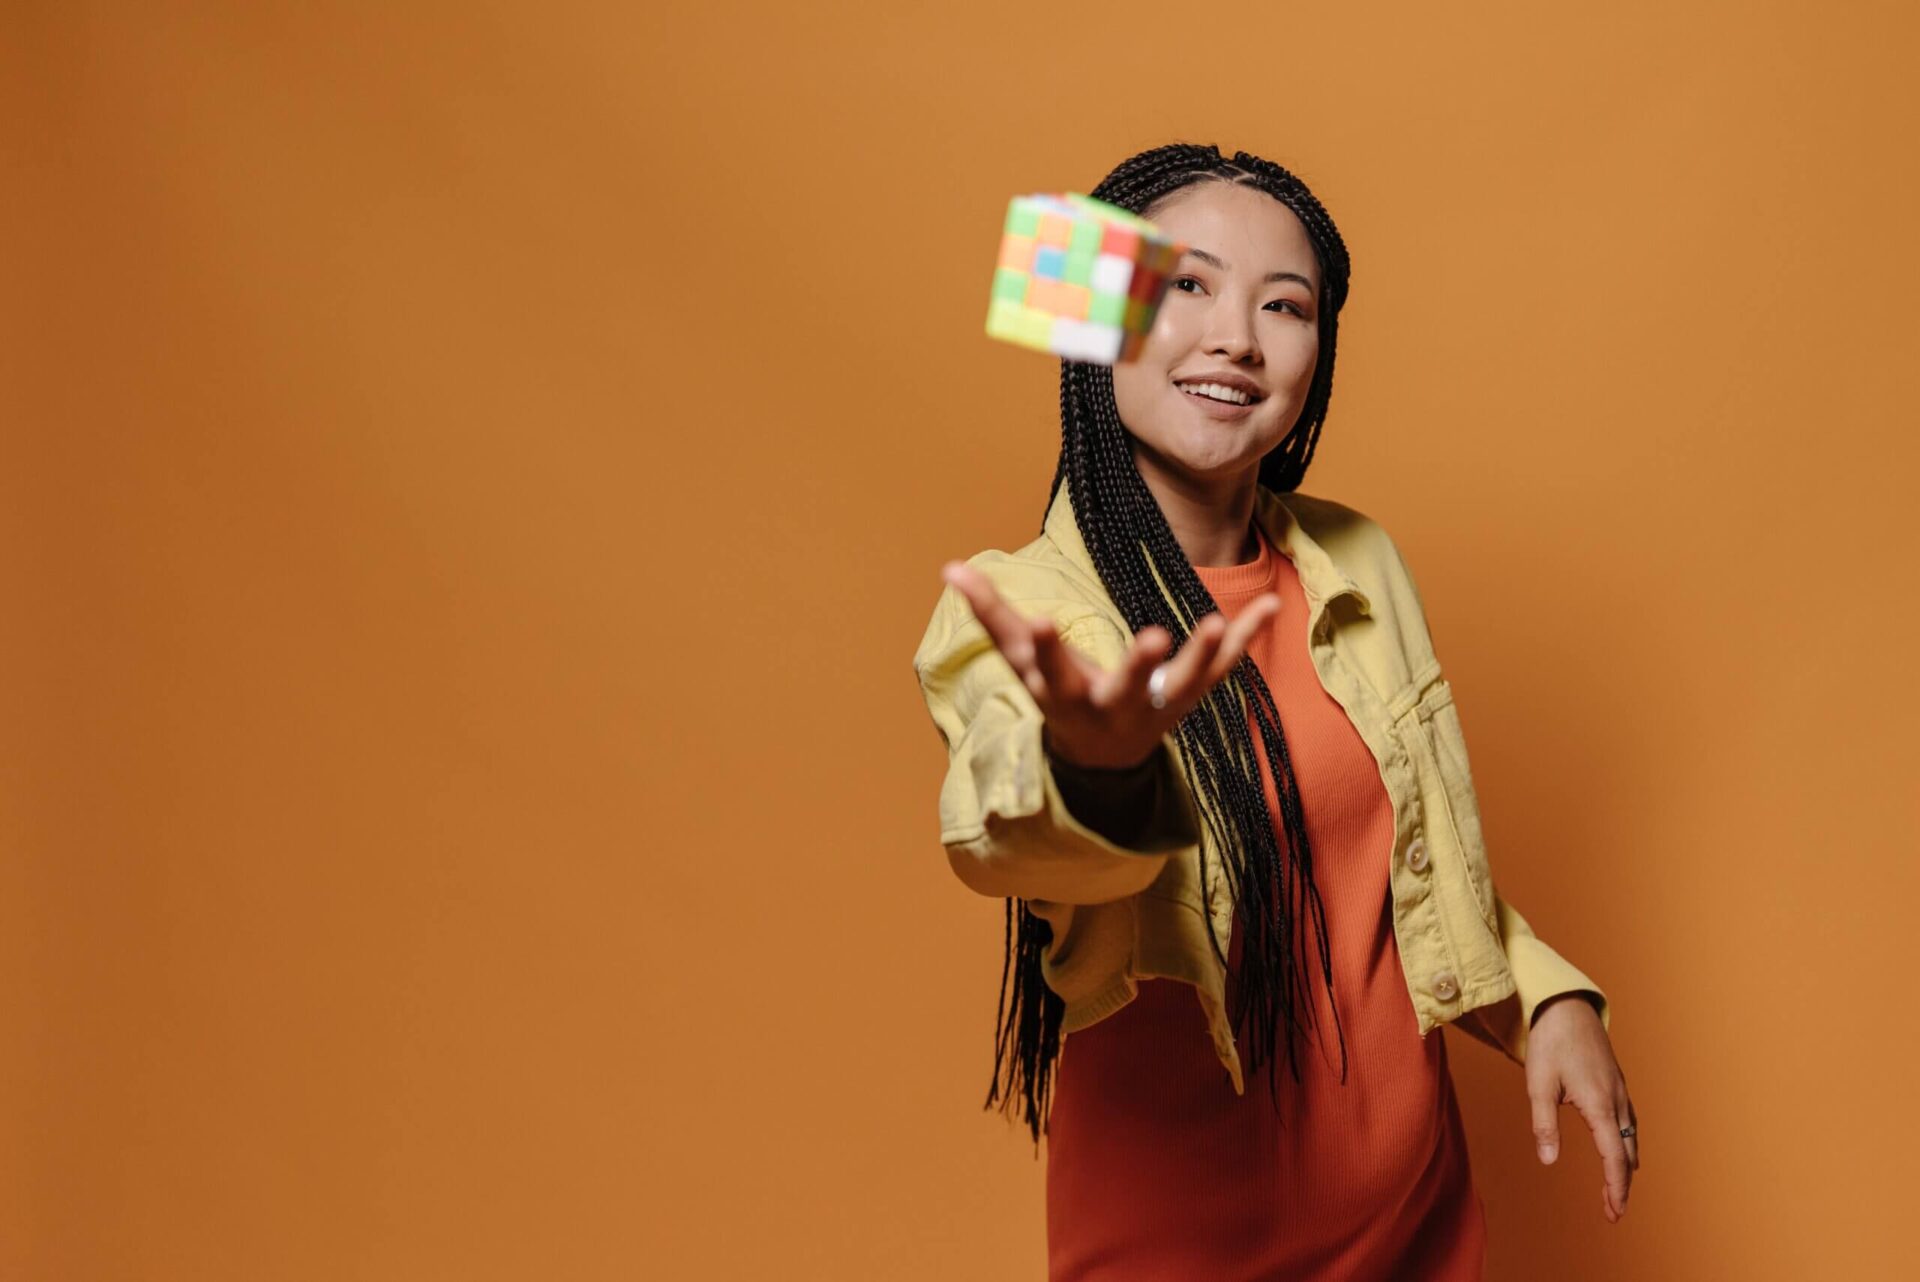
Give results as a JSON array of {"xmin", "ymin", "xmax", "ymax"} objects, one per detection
[{"xmin": 1531, "ymin": 1087, "xmax": 1561, "ymax": 1165}]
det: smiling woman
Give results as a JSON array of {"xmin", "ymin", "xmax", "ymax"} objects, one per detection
[{"xmin": 912, "ymin": 141, "xmax": 1637, "ymax": 1282}]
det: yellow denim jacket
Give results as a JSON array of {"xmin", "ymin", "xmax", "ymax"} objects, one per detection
[{"xmin": 911, "ymin": 481, "xmax": 1610, "ymax": 1094}]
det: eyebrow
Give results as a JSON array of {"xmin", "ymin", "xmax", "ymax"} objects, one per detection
[{"xmin": 1185, "ymin": 247, "xmax": 1314, "ymax": 290}]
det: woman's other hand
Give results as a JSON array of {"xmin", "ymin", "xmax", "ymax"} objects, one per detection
[
  {"xmin": 1526, "ymin": 994, "xmax": 1640, "ymax": 1223},
  {"xmin": 939, "ymin": 560, "xmax": 1279, "ymax": 771}
]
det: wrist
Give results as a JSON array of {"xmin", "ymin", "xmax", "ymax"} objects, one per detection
[
  {"xmin": 1532, "ymin": 991, "xmax": 1602, "ymax": 1027},
  {"xmin": 1043, "ymin": 728, "xmax": 1159, "ymax": 775}
]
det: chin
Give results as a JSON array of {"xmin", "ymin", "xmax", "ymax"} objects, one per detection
[
  {"xmin": 1181, "ymin": 419, "xmax": 1289, "ymax": 465},
  {"xmin": 1147, "ymin": 433, "xmax": 1269, "ymax": 480}
]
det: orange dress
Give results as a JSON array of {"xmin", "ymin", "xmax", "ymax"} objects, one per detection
[{"xmin": 1043, "ymin": 523, "xmax": 1487, "ymax": 1281}]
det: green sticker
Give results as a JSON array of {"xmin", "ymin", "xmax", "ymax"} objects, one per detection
[
  {"xmin": 1016, "ymin": 308, "xmax": 1053, "ymax": 348},
  {"xmin": 985, "ymin": 298, "xmax": 1024, "ymax": 339}
]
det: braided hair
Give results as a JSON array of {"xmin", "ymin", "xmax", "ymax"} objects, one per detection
[{"xmin": 987, "ymin": 142, "xmax": 1355, "ymax": 1146}]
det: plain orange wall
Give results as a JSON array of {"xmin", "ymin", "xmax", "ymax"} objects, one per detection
[{"xmin": 5, "ymin": 2, "xmax": 1917, "ymax": 1278}]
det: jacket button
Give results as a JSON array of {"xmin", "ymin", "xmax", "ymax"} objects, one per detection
[
  {"xmin": 1432, "ymin": 972, "xmax": 1459, "ymax": 1001},
  {"xmin": 1406, "ymin": 836, "xmax": 1429, "ymax": 872}
]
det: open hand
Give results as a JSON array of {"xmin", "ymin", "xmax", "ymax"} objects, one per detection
[{"xmin": 940, "ymin": 560, "xmax": 1279, "ymax": 770}]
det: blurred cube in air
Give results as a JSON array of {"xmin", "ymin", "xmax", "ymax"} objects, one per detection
[{"xmin": 985, "ymin": 192, "xmax": 1185, "ymax": 364}]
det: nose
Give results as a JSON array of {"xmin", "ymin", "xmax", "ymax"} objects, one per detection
[{"xmin": 1199, "ymin": 296, "xmax": 1260, "ymax": 365}]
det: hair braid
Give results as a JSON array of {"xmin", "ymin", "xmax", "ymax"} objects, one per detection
[{"xmin": 988, "ymin": 141, "xmax": 1355, "ymax": 1146}]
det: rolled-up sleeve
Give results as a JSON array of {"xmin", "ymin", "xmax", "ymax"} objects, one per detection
[{"xmin": 1457, "ymin": 888, "xmax": 1611, "ymax": 1064}]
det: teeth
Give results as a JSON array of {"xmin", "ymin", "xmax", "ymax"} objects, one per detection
[{"xmin": 1177, "ymin": 381, "xmax": 1253, "ymax": 406}]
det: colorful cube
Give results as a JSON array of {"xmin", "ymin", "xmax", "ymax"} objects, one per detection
[{"xmin": 985, "ymin": 192, "xmax": 1184, "ymax": 364}]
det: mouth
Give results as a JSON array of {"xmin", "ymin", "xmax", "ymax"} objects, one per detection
[{"xmin": 1173, "ymin": 379, "xmax": 1264, "ymax": 417}]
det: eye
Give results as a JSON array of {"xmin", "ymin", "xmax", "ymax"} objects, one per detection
[{"xmin": 1169, "ymin": 277, "xmax": 1306, "ymax": 316}]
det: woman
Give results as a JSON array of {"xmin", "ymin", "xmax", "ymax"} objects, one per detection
[{"xmin": 911, "ymin": 142, "xmax": 1639, "ymax": 1279}]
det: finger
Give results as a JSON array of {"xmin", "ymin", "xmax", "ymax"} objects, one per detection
[
  {"xmin": 1156, "ymin": 613, "xmax": 1230, "ymax": 710},
  {"xmin": 1575, "ymin": 1093, "xmax": 1632, "ymax": 1216},
  {"xmin": 941, "ymin": 561, "xmax": 1042, "ymax": 673},
  {"xmin": 1029, "ymin": 616, "xmax": 1091, "ymax": 706},
  {"xmin": 1093, "ymin": 625, "xmax": 1173, "ymax": 710},
  {"xmin": 1620, "ymin": 1092, "xmax": 1640, "ymax": 1172},
  {"xmin": 1199, "ymin": 593, "xmax": 1282, "ymax": 688},
  {"xmin": 1530, "ymin": 1087, "xmax": 1561, "ymax": 1165}
]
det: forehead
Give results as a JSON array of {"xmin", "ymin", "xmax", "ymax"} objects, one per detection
[{"xmin": 1148, "ymin": 182, "xmax": 1318, "ymax": 286}]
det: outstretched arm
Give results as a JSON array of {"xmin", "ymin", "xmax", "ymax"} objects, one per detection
[{"xmin": 911, "ymin": 558, "xmax": 1277, "ymax": 904}]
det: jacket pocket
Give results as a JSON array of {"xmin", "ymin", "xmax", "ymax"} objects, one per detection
[{"xmin": 1396, "ymin": 676, "xmax": 1500, "ymax": 937}]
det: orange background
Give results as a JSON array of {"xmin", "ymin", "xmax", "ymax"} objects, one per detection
[{"xmin": 5, "ymin": 2, "xmax": 1916, "ymax": 1278}]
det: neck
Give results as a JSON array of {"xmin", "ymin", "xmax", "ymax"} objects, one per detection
[{"xmin": 1129, "ymin": 445, "xmax": 1261, "ymax": 568}]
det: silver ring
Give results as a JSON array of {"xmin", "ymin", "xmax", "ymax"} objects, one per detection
[
  {"xmin": 1619, "ymin": 1124, "xmax": 1636, "ymax": 1139},
  {"xmin": 1147, "ymin": 664, "xmax": 1170, "ymax": 710}
]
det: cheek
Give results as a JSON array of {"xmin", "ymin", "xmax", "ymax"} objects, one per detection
[
  {"xmin": 1145, "ymin": 302, "xmax": 1199, "ymax": 353},
  {"xmin": 1110, "ymin": 363, "xmax": 1159, "ymax": 425},
  {"xmin": 1276, "ymin": 328, "xmax": 1321, "ymax": 389}
]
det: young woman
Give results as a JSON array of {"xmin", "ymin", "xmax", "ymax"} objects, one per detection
[{"xmin": 912, "ymin": 142, "xmax": 1639, "ymax": 1279}]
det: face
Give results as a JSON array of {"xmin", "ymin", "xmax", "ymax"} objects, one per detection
[{"xmin": 1110, "ymin": 180, "xmax": 1323, "ymax": 489}]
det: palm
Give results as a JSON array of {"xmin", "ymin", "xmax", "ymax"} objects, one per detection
[{"xmin": 940, "ymin": 560, "xmax": 1280, "ymax": 770}]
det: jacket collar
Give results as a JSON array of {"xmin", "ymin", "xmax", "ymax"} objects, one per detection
[{"xmin": 1042, "ymin": 480, "xmax": 1373, "ymax": 617}]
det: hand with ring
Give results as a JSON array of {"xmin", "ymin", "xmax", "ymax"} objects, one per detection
[
  {"xmin": 1526, "ymin": 992, "xmax": 1642, "ymax": 1223},
  {"xmin": 939, "ymin": 560, "xmax": 1281, "ymax": 771}
]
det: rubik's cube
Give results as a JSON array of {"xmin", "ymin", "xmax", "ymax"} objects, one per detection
[{"xmin": 985, "ymin": 192, "xmax": 1185, "ymax": 364}]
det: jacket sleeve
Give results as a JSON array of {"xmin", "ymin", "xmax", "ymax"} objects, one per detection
[
  {"xmin": 911, "ymin": 583, "xmax": 1202, "ymax": 905},
  {"xmin": 1457, "ymin": 888, "xmax": 1612, "ymax": 1064}
]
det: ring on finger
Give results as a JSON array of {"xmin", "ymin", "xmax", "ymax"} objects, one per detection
[{"xmin": 1147, "ymin": 664, "xmax": 1170, "ymax": 710}]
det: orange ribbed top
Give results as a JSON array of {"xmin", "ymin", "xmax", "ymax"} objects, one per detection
[{"xmin": 1043, "ymin": 520, "xmax": 1486, "ymax": 1280}]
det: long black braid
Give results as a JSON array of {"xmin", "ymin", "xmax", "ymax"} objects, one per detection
[{"xmin": 987, "ymin": 142, "xmax": 1355, "ymax": 1147}]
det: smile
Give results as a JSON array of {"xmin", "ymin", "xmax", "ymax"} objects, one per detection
[{"xmin": 1174, "ymin": 380, "xmax": 1262, "ymax": 406}]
